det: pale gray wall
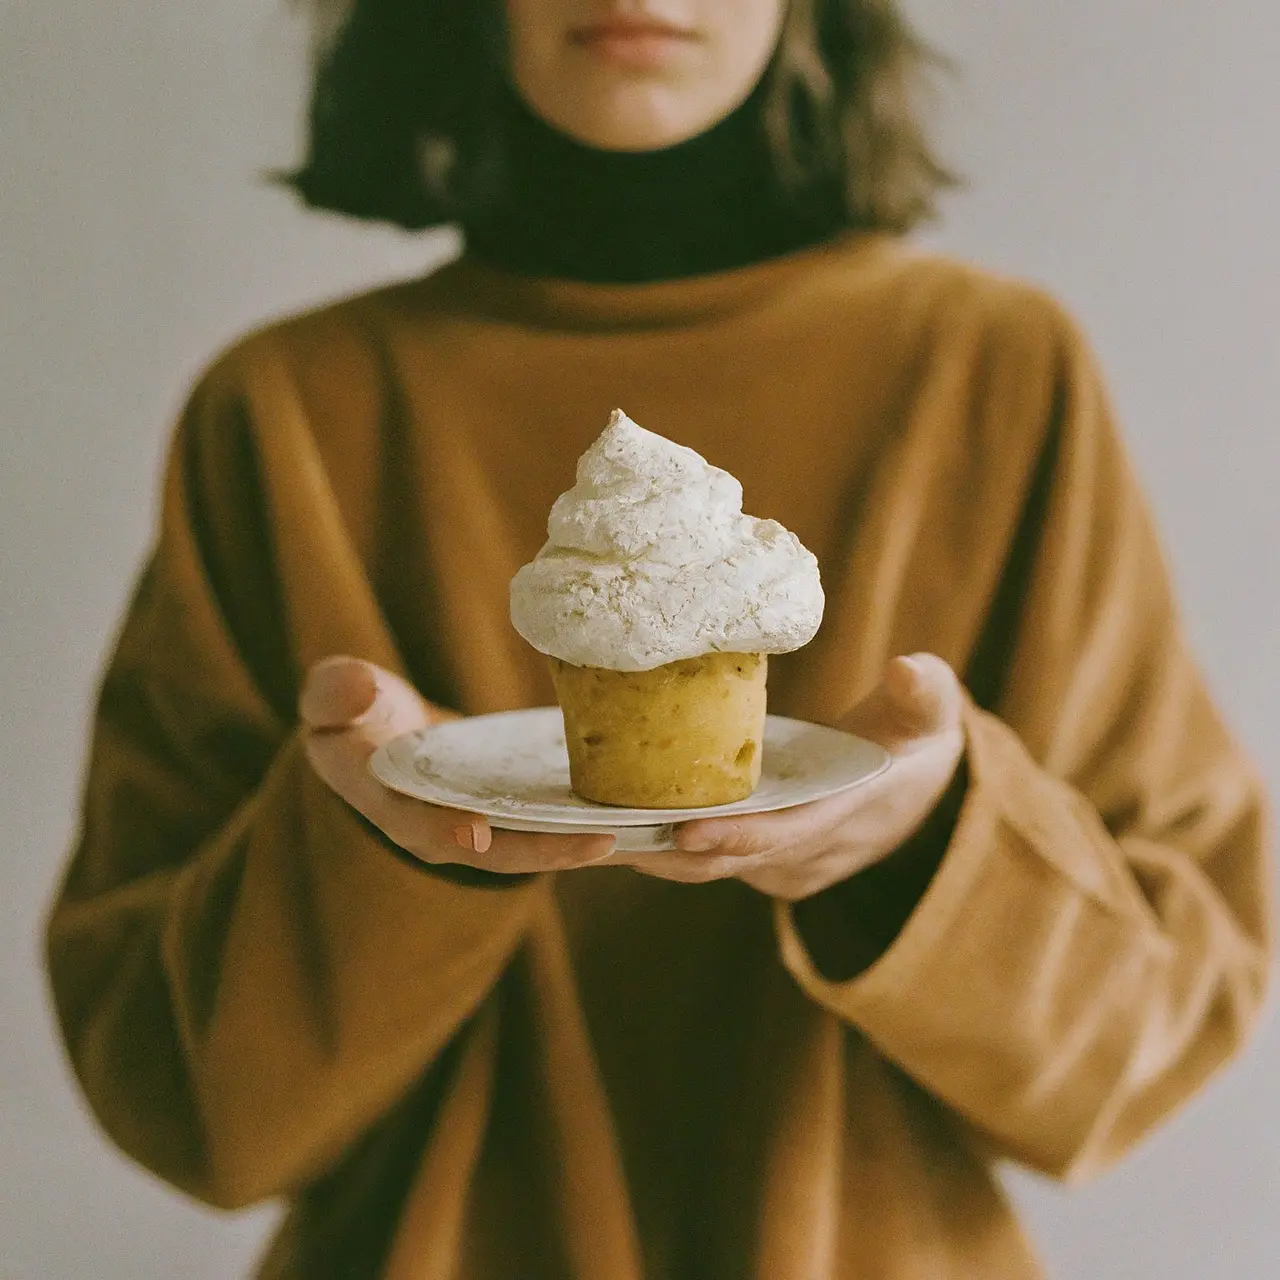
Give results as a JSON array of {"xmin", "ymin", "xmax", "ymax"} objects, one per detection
[{"xmin": 1, "ymin": 2, "xmax": 1276, "ymax": 1277}]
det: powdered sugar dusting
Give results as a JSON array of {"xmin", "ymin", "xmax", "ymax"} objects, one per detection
[{"xmin": 509, "ymin": 410, "xmax": 824, "ymax": 671}]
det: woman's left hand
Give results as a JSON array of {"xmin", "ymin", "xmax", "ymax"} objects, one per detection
[{"xmin": 613, "ymin": 654, "xmax": 966, "ymax": 901}]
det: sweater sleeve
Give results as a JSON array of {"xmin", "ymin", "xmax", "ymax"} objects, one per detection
[
  {"xmin": 44, "ymin": 340, "xmax": 545, "ymax": 1210},
  {"xmin": 776, "ymin": 300, "xmax": 1274, "ymax": 1183}
]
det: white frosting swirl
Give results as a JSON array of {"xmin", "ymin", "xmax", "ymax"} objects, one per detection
[{"xmin": 509, "ymin": 410, "xmax": 825, "ymax": 671}]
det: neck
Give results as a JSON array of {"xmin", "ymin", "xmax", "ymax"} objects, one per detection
[{"xmin": 461, "ymin": 87, "xmax": 848, "ymax": 284}]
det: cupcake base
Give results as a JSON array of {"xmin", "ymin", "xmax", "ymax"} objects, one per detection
[{"xmin": 548, "ymin": 651, "xmax": 767, "ymax": 808}]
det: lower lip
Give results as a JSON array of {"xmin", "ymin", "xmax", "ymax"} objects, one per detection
[{"xmin": 571, "ymin": 29, "xmax": 694, "ymax": 70}]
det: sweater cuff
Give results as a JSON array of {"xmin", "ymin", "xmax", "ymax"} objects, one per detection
[
  {"xmin": 199, "ymin": 734, "xmax": 550, "ymax": 1056},
  {"xmin": 775, "ymin": 696, "xmax": 1166, "ymax": 1026},
  {"xmin": 789, "ymin": 754, "xmax": 968, "ymax": 981}
]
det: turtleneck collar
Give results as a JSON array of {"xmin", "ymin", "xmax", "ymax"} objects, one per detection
[{"xmin": 461, "ymin": 85, "xmax": 849, "ymax": 284}]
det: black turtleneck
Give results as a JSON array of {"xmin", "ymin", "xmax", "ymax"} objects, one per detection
[{"xmin": 462, "ymin": 86, "xmax": 849, "ymax": 284}]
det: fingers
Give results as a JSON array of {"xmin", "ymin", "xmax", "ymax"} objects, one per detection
[
  {"xmin": 299, "ymin": 656, "xmax": 379, "ymax": 729},
  {"xmin": 306, "ymin": 725, "xmax": 615, "ymax": 873},
  {"xmin": 892, "ymin": 653, "xmax": 965, "ymax": 733},
  {"xmin": 374, "ymin": 804, "xmax": 618, "ymax": 873},
  {"xmin": 481, "ymin": 829, "xmax": 618, "ymax": 874},
  {"xmin": 301, "ymin": 659, "xmax": 438, "ymax": 808},
  {"xmin": 609, "ymin": 848, "xmax": 746, "ymax": 885},
  {"xmin": 675, "ymin": 793, "xmax": 845, "ymax": 859},
  {"xmin": 840, "ymin": 653, "xmax": 963, "ymax": 753},
  {"xmin": 300, "ymin": 654, "xmax": 490, "ymax": 861},
  {"xmin": 617, "ymin": 653, "xmax": 967, "ymax": 892},
  {"xmin": 299, "ymin": 655, "xmax": 614, "ymax": 874},
  {"xmin": 362, "ymin": 790, "xmax": 615, "ymax": 873},
  {"xmin": 300, "ymin": 655, "xmax": 457, "ymax": 824},
  {"xmin": 300, "ymin": 655, "xmax": 444, "ymax": 739}
]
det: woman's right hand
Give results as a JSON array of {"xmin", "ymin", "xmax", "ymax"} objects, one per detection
[{"xmin": 300, "ymin": 656, "xmax": 616, "ymax": 875}]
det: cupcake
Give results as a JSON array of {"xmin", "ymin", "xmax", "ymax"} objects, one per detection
[{"xmin": 510, "ymin": 410, "xmax": 824, "ymax": 808}]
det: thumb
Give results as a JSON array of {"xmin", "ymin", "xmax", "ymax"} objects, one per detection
[
  {"xmin": 840, "ymin": 654, "xmax": 963, "ymax": 753},
  {"xmin": 299, "ymin": 656, "xmax": 451, "ymax": 740}
]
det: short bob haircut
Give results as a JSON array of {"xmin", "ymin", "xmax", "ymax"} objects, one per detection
[{"xmin": 288, "ymin": 0, "xmax": 955, "ymax": 234}]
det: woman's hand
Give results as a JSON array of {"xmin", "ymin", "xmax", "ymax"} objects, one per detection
[
  {"xmin": 300, "ymin": 652, "xmax": 964, "ymax": 897},
  {"xmin": 620, "ymin": 654, "xmax": 966, "ymax": 901},
  {"xmin": 300, "ymin": 656, "xmax": 615, "ymax": 874}
]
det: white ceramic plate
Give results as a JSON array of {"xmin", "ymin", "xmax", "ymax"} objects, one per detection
[{"xmin": 369, "ymin": 707, "xmax": 891, "ymax": 852}]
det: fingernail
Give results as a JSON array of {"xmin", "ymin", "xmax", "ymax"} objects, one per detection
[
  {"xmin": 348, "ymin": 676, "xmax": 397, "ymax": 733},
  {"xmin": 454, "ymin": 820, "xmax": 492, "ymax": 854},
  {"xmin": 890, "ymin": 656, "xmax": 925, "ymax": 701},
  {"xmin": 300, "ymin": 657, "xmax": 376, "ymax": 727},
  {"xmin": 450, "ymin": 819, "xmax": 488, "ymax": 849}
]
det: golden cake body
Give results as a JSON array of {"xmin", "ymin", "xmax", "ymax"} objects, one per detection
[
  {"xmin": 550, "ymin": 651, "xmax": 767, "ymax": 808},
  {"xmin": 510, "ymin": 410, "xmax": 824, "ymax": 809}
]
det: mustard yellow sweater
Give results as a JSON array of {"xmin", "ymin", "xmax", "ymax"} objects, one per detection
[{"xmin": 47, "ymin": 234, "xmax": 1273, "ymax": 1278}]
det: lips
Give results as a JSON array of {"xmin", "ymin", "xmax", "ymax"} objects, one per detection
[
  {"xmin": 570, "ymin": 19, "xmax": 696, "ymax": 41},
  {"xmin": 578, "ymin": 20, "xmax": 701, "ymax": 40},
  {"xmin": 568, "ymin": 13, "xmax": 701, "ymax": 62}
]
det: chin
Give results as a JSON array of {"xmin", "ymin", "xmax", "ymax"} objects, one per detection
[
  {"xmin": 537, "ymin": 78, "xmax": 737, "ymax": 152},
  {"xmin": 580, "ymin": 124, "xmax": 703, "ymax": 152},
  {"xmin": 562, "ymin": 98, "xmax": 728, "ymax": 153}
]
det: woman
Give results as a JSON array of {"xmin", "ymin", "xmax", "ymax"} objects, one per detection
[{"xmin": 45, "ymin": 2, "xmax": 1273, "ymax": 1277}]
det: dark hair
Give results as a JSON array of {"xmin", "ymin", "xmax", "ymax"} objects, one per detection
[{"xmin": 287, "ymin": 0, "xmax": 955, "ymax": 233}]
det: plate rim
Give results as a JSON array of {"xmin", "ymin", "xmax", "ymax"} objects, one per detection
[{"xmin": 369, "ymin": 706, "xmax": 891, "ymax": 827}]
